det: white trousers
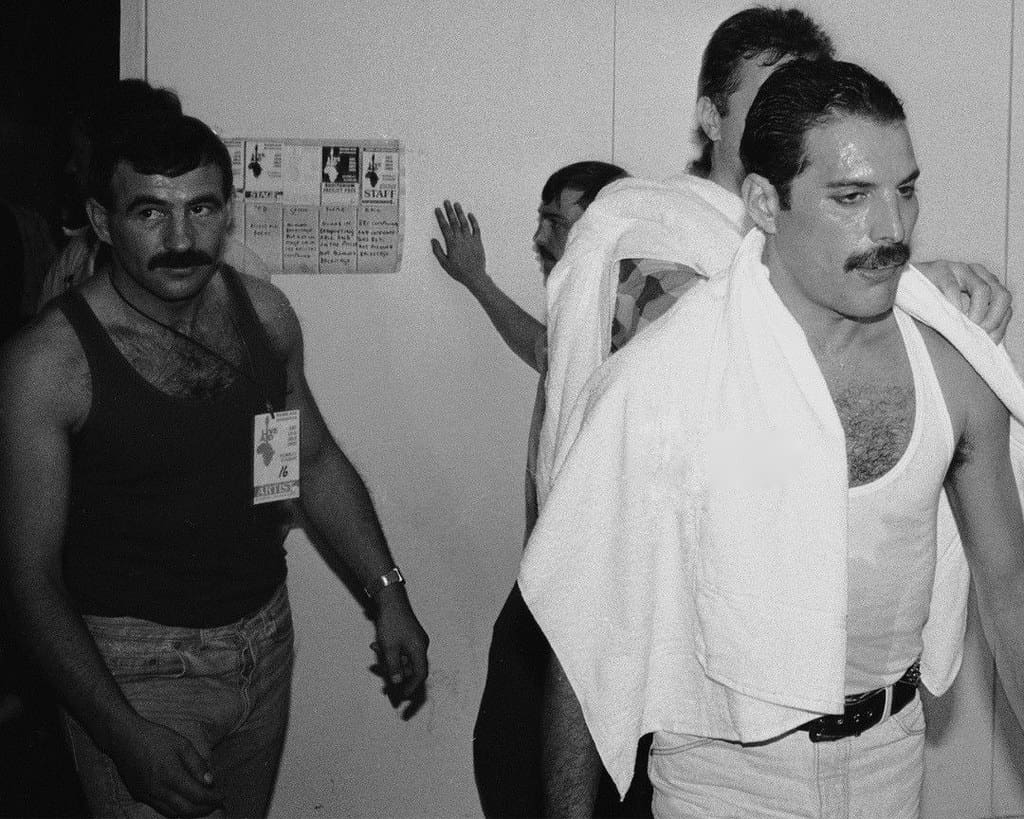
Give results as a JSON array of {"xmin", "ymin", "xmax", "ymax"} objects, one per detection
[{"xmin": 648, "ymin": 695, "xmax": 925, "ymax": 818}]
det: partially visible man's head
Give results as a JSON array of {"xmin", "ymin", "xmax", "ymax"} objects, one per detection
[
  {"xmin": 64, "ymin": 79, "xmax": 182, "ymax": 227},
  {"xmin": 691, "ymin": 6, "xmax": 834, "ymax": 187},
  {"xmin": 534, "ymin": 160, "xmax": 628, "ymax": 277},
  {"xmin": 741, "ymin": 60, "xmax": 917, "ymax": 321},
  {"xmin": 88, "ymin": 114, "xmax": 234, "ymax": 210}
]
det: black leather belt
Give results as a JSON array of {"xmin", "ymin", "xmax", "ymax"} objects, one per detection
[{"xmin": 798, "ymin": 662, "xmax": 920, "ymax": 742}]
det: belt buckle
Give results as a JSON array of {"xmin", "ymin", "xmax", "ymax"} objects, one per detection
[{"xmin": 806, "ymin": 721, "xmax": 847, "ymax": 743}]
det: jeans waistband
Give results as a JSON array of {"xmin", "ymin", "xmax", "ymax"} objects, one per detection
[{"xmin": 81, "ymin": 583, "xmax": 290, "ymax": 644}]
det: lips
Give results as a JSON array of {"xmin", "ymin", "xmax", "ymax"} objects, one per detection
[{"xmin": 854, "ymin": 263, "xmax": 905, "ymax": 283}]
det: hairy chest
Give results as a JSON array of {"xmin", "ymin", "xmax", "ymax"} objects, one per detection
[
  {"xmin": 830, "ymin": 381, "xmax": 915, "ymax": 487},
  {"xmin": 109, "ymin": 319, "xmax": 248, "ymax": 399}
]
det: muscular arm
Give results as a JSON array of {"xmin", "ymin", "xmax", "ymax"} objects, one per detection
[
  {"xmin": 916, "ymin": 259, "xmax": 1012, "ymax": 343},
  {"xmin": 542, "ymin": 655, "xmax": 602, "ymax": 817},
  {"xmin": 432, "ymin": 200, "xmax": 545, "ymax": 371},
  {"xmin": 941, "ymin": 346, "xmax": 1024, "ymax": 727},
  {"xmin": 267, "ymin": 287, "xmax": 429, "ymax": 700},
  {"xmin": 0, "ymin": 320, "xmax": 219, "ymax": 817}
]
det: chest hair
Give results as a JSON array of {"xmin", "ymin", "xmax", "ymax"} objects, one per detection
[
  {"xmin": 108, "ymin": 306, "xmax": 249, "ymax": 400},
  {"xmin": 831, "ymin": 381, "xmax": 915, "ymax": 487}
]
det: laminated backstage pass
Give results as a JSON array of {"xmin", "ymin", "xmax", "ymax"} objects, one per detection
[{"xmin": 253, "ymin": 410, "xmax": 300, "ymax": 504}]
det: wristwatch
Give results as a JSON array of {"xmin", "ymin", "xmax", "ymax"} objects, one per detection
[{"xmin": 364, "ymin": 567, "xmax": 405, "ymax": 599}]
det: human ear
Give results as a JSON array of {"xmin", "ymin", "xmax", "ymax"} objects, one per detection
[
  {"xmin": 741, "ymin": 173, "xmax": 779, "ymax": 234},
  {"xmin": 85, "ymin": 199, "xmax": 113, "ymax": 245},
  {"xmin": 696, "ymin": 96, "xmax": 722, "ymax": 142},
  {"xmin": 224, "ymin": 201, "xmax": 235, "ymax": 236}
]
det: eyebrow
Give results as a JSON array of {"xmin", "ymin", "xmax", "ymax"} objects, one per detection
[
  {"xmin": 825, "ymin": 169, "xmax": 920, "ymax": 190},
  {"xmin": 123, "ymin": 193, "xmax": 224, "ymax": 211}
]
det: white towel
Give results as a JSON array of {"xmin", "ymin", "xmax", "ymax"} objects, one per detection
[
  {"xmin": 520, "ymin": 226, "xmax": 1024, "ymax": 797},
  {"xmin": 536, "ymin": 174, "xmax": 747, "ymax": 508}
]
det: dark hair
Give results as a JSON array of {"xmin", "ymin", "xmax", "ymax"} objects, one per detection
[
  {"xmin": 541, "ymin": 161, "xmax": 628, "ymax": 209},
  {"xmin": 690, "ymin": 6, "xmax": 834, "ymax": 177},
  {"xmin": 74, "ymin": 79, "xmax": 182, "ymax": 146},
  {"xmin": 88, "ymin": 113, "xmax": 234, "ymax": 208},
  {"xmin": 740, "ymin": 59, "xmax": 906, "ymax": 208}
]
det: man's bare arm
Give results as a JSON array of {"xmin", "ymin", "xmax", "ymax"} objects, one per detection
[
  {"xmin": 261, "ymin": 284, "xmax": 429, "ymax": 701},
  {"xmin": 432, "ymin": 200, "xmax": 545, "ymax": 372},
  {"xmin": 941, "ymin": 341, "xmax": 1024, "ymax": 726},
  {"xmin": 542, "ymin": 655, "xmax": 602, "ymax": 817},
  {"xmin": 0, "ymin": 319, "xmax": 220, "ymax": 817}
]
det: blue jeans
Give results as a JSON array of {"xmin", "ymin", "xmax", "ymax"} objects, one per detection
[
  {"xmin": 649, "ymin": 695, "xmax": 926, "ymax": 818},
  {"xmin": 64, "ymin": 584, "xmax": 294, "ymax": 818}
]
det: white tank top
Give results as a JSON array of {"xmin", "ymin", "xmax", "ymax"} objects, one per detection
[{"xmin": 844, "ymin": 309, "xmax": 956, "ymax": 694}]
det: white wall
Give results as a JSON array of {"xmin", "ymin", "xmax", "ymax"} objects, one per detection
[
  {"xmin": 142, "ymin": 2, "xmax": 1022, "ymax": 816},
  {"xmin": 146, "ymin": 3, "xmax": 614, "ymax": 816}
]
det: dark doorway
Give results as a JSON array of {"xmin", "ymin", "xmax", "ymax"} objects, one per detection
[
  {"xmin": 0, "ymin": 1, "xmax": 120, "ymax": 341},
  {"xmin": 0, "ymin": 6, "xmax": 119, "ymax": 814}
]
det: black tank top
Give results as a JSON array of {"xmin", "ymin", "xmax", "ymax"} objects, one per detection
[{"xmin": 58, "ymin": 270, "xmax": 289, "ymax": 627}]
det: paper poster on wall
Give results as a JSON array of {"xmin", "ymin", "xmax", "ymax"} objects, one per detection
[{"xmin": 230, "ymin": 137, "xmax": 403, "ymax": 274}]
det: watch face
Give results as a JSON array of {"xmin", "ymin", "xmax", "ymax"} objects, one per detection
[{"xmin": 366, "ymin": 568, "xmax": 404, "ymax": 598}]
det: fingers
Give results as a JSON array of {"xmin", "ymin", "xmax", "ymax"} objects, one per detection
[
  {"xmin": 400, "ymin": 642, "xmax": 429, "ymax": 697},
  {"xmin": 178, "ymin": 741, "xmax": 215, "ymax": 789},
  {"xmin": 451, "ymin": 202, "xmax": 474, "ymax": 234},
  {"xmin": 381, "ymin": 641, "xmax": 405, "ymax": 688},
  {"xmin": 961, "ymin": 265, "xmax": 994, "ymax": 326},
  {"xmin": 434, "ymin": 200, "xmax": 475, "ymax": 234},
  {"xmin": 168, "ymin": 741, "xmax": 221, "ymax": 816},
  {"xmin": 976, "ymin": 265, "xmax": 1012, "ymax": 338},
  {"xmin": 992, "ymin": 305, "xmax": 1014, "ymax": 344},
  {"xmin": 917, "ymin": 259, "xmax": 1013, "ymax": 337},
  {"xmin": 370, "ymin": 638, "xmax": 428, "ymax": 700},
  {"xmin": 143, "ymin": 746, "xmax": 221, "ymax": 817},
  {"xmin": 430, "ymin": 238, "xmax": 449, "ymax": 269}
]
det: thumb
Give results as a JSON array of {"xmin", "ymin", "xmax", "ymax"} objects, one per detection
[
  {"xmin": 178, "ymin": 739, "xmax": 214, "ymax": 787},
  {"xmin": 430, "ymin": 239, "xmax": 448, "ymax": 266},
  {"xmin": 382, "ymin": 641, "xmax": 404, "ymax": 686}
]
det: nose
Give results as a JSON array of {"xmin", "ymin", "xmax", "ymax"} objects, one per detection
[
  {"xmin": 534, "ymin": 220, "xmax": 551, "ymax": 247},
  {"xmin": 164, "ymin": 211, "xmax": 195, "ymax": 251},
  {"xmin": 869, "ymin": 191, "xmax": 909, "ymax": 245}
]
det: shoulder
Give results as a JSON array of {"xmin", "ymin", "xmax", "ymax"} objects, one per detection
[
  {"xmin": 0, "ymin": 304, "xmax": 90, "ymax": 431},
  {"xmin": 913, "ymin": 318, "xmax": 1004, "ymax": 443},
  {"xmin": 223, "ymin": 239, "xmax": 273, "ymax": 281},
  {"xmin": 233, "ymin": 270, "xmax": 303, "ymax": 357}
]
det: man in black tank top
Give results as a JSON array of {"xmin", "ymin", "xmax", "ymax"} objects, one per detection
[{"xmin": 0, "ymin": 113, "xmax": 428, "ymax": 818}]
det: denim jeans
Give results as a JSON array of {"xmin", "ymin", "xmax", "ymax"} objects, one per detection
[
  {"xmin": 648, "ymin": 694, "xmax": 925, "ymax": 818},
  {"xmin": 64, "ymin": 584, "xmax": 294, "ymax": 819}
]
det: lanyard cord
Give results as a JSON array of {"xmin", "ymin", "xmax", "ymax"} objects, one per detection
[{"xmin": 108, "ymin": 270, "xmax": 273, "ymax": 414}]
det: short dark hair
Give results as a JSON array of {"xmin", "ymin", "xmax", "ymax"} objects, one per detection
[
  {"xmin": 88, "ymin": 114, "xmax": 234, "ymax": 208},
  {"xmin": 541, "ymin": 161, "xmax": 628, "ymax": 209},
  {"xmin": 74, "ymin": 79, "xmax": 182, "ymax": 147},
  {"xmin": 690, "ymin": 6, "xmax": 834, "ymax": 177},
  {"xmin": 740, "ymin": 59, "xmax": 906, "ymax": 209}
]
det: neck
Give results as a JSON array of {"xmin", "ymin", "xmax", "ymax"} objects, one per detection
[
  {"xmin": 107, "ymin": 266, "xmax": 215, "ymax": 330},
  {"xmin": 707, "ymin": 149, "xmax": 742, "ymax": 196},
  {"xmin": 763, "ymin": 242, "xmax": 895, "ymax": 358}
]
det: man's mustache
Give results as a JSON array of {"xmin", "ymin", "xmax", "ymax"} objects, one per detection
[
  {"xmin": 149, "ymin": 250, "xmax": 215, "ymax": 270},
  {"xmin": 844, "ymin": 243, "xmax": 910, "ymax": 272}
]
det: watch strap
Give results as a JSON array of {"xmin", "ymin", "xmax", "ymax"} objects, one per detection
[{"xmin": 364, "ymin": 567, "xmax": 405, "ymax": 598}]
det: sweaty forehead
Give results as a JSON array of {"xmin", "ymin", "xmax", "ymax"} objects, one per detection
[{"xmin": 798, "ymin": 117, "xmax": 917, "ymax": 183}]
